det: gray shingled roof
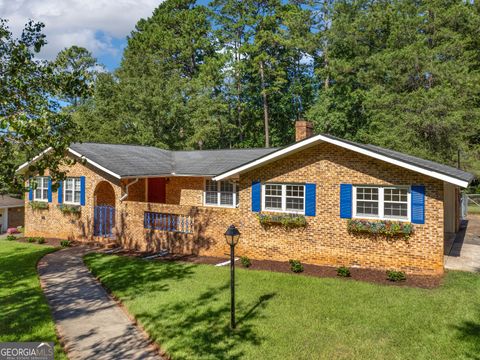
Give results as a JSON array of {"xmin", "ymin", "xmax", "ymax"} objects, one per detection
[
  {"xmin": 321, "ymin": 134, "xmax": 475, "ymax": 183},
  {"xmin": 70, "ymin": 137, "xmax": 475, "ymax": 184},
  {"xmin": 0, "ymin": 195, "xmax": 24, "ymax": 208},
  {"xmin": 69, "ymin": 143, "xmax": 277, "ymax": 177}
]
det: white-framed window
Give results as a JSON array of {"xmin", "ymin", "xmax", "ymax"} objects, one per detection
[
  {"xmin": 353, "ymin": 186, "xmax": 410, "ymax": 221},
  {"xmin": 64, "ymin": 178, "xmax": 82, "ymax": 205},
  {"xmin": 262, "ymin": 183, "xmax": 305, "ymax": 214},
  {"xmin": 33, "ymin": 176, "xmax": 49, "ymax": 202},
  {"xmin": 204, "ymin": 180, "xmax": 238, "ymax": 207}
]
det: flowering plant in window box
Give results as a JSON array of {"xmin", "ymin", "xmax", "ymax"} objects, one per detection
[
  {"xmin": 57, "ymin": 204, "xmax": 81, "ymax": 215},
  {"xmin": 347, "ymin": 219, "xmax": 413, "ymax": 239},
  {"xmin": 257, "ymin": 213, "xmax": 307, "ymax": 229},
  {"xmin": 29, "ymin": 201, "xmax": 49, "ymax": 210}
]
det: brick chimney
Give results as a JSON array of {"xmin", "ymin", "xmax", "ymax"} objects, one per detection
[{"xmin": 295, "ymin": 120, "xmax": 314, "ymax": 142}]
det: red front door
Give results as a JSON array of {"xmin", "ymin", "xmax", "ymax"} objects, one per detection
[{"xmin": 148, "ymin": 178, "xmax": 166, "ymax": 203}]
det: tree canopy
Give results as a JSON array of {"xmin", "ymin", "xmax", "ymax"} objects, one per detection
[
  {"xmin": 3, "ymin": 0, "xmax": 479, "ymax": 189},
  {"xmin": 0, "ymin": 20, "xmax": 92, "ymax": 193}
]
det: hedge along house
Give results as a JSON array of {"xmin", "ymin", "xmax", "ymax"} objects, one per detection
[{"xmin": 18, "ymin": 121, "xmax": 474, "ymax": 275}]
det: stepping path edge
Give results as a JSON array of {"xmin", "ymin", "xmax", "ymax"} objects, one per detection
[{"xmin": 37, "ymin": 246, "xmax": 166, "ymax": 360}]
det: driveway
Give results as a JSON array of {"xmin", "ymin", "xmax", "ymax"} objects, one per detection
[
  {"xmin": 38, "ymin": 246, "xmax": 164, "ymax": 360},
  {"xmin": 445, "ymin": 215, "xmax": 480, "ymax": 272}
]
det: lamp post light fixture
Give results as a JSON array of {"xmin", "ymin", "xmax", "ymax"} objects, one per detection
[{"xmin": 224, "ymin": 224, "xmax": 241, "ymax": 329}]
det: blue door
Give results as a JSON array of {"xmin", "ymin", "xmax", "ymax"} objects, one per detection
[{"xmin": 94, "ymin": 205, "xmax": 115, "ymax": 237}]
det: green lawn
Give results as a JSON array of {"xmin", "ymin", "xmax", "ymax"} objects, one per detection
[
  {"xmin": 85, "ymin": 254, "xmax": 480, "ymax": 360},
  {"xmin": 0, "ymin": 239, "xmax": 66, "ymax": 360},
  {"xmin": 468, "ymin": 204, "xmax": 480, "ymax": 214}
]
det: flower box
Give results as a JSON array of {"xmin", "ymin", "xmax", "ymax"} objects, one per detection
[
  {"xmin": 347, "ymin": 219, "xmax": 413, "ymax": 238},
  {"xmin": 57, "ymin": 204, "xmax": 81, "ymax": 214},
  {"xmin": 257, "ymin": 213, "xmax": 307, "ymax": 229},
  {"xmin": 29, "ymin": 201, "xmax": 49, "ymax": 210}
]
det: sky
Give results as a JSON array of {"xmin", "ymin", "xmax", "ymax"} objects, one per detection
[{"xmin": 0, "ymin": 0, "xmax": 172, "ymax": 71}]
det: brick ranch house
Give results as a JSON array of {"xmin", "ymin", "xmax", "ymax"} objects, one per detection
[{"xmin": 17, "ymin": 121, "xmax": 474, "ymax": 275}]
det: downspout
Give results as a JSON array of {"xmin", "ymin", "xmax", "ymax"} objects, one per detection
[{"xmin": 120, "ymin": 178, "xmax": 139, "ymax": 202}]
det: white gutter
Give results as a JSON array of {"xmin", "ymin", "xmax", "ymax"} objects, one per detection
[
  {"xmin": 16, "ymin": 147, "xmax": 53, "ymax": 173},
  {"xmin": 213, "ymin": 134, "xmax": 471, "ymax": 188},
  {"xmin": 68, "ymin": 148, "xmax": 121, "ymax": 179},
  {"xmin": 120, "ymin": 178, "xmax": 139, "ymax": 202}
]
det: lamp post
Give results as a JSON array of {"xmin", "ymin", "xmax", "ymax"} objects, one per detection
[{"xmin": 224, "ymin": 224, "xmax": 241, "ymax": 329}]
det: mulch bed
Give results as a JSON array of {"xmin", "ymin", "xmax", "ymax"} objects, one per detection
[
  {"xmin": 14, "ymin": 237, "xmax": 80, "ymax": 248},
  {"xmin": 104, "ymin": 248, "xmax": 443, "ymax": 289}
]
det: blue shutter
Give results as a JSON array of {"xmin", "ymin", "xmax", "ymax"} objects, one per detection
[
  {"xmin": 305, "ymin": 183, "xmax": 316, "ymax": 216},
  {"xmin": 251, "ymin": 181, "xmax": 261, "ymax": 212},
  {"xmin": 411, "ymin": 185, "xmax": 425, "ymax": 224},
  {"xmin": 28, "ymin": 178, "xmax": 33, "ymax": 201},
  {"xmin": 58, "ymin": 181, "xmax": 63, "ymax": 204},
  {"xmin": 47, "ymin": 177, "xmax": 52, "ymax": 203},
  {"xmin": 340, "ymin": 184, "xmax": 353, "ymax": 219},
  {"xmin": 80, "ymin": 176, "xmax": 86, "ymax": 206}
]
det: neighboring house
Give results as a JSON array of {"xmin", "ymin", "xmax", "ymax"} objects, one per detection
[
  {"xmin": 0, "ymin": 195, "xmax": 24, "ymax": 233},
  {"xmin": 17, "ymin": 121, "xmax": 474, "ymax": 275}
]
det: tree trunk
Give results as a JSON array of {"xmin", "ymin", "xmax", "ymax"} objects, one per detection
[{"xmin": 259, "ymin": 60, "xmax": 270, "ymax": 148}]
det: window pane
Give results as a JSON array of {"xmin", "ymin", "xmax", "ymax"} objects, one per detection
[
  {"xmin": 220, "ymin": 181, "xmax": 233, "ymax": 192},
  {"xmin": 75, "ymin": 179, "xmax": 81, "ymax": 191},
  {"xmin": 65, "ymin": 191, "xmax": 73, "ymax": 202},
  {"xmin": 356, "ymin": 187, "xmax": 378, "ymax": 201},
  {"xmin": 74, "ymin": 191, "xmax": 81, "ymax": 203},
  {"xmin": 286, "ymin": 185, "xmax": 304, "ymax": 198},
  {"xmin": 35, "ymin": 189, "xmax": 42, "ymax": 199},
  {"xmin": 265, "ymin": 196, "xmax": 282, "ymax": 210},
  {"xmin": 205, "ymin": 192, "xmax": 217, "ymax": 205},
  {"xmin": 384, "ymin": 203, "xmax": 408, "ymax": 218},
  {"xmin": 65, "ymin": 178, "xmax": 73, "ymax": 190},
  {"xmin": 205, "ymin": 180, "xmax": 217, "ymax": 192},
  {"xmin": 286, "ymin": 197, "xmax": 304, "ymax": 211},
  {"xmin": 220, "ymin": 192, "xmax": 233, "ymax": 206},
  {"xmin": 356, "ymin": 201, "xmax": 379, "ymax": 216},
  {"xmin": 43, "ymin": 189, "xmax": 48, "ymax": 199},
  {"xmin": 384, "ymin": 188, "xmax": 408, "ymax": 218},
  {"xmin": 265, "ymin": 185, "xmax": 282, "ymax": 196}
]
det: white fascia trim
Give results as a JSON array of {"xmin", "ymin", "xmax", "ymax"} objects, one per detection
[
  {"xmin": 16, "ymin": 147, "xmax": 53, "ymax": 173},
  {"xmin": 213, "ymin": 134, "xmax": 470, "ymax": 188},
  {"xmin": 0, "ymin": 205, "xmax": 24, "ymax": 209},
  {"xmin": 68, "ymin": 148, "xmax": 121, "ymax": 179}
]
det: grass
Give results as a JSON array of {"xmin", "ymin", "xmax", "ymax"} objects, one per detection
[
  {"xmin": 85, "ymin": 253, "xmax": 480, "ymax": 360},
  {"xmin": 0, "ymin": 239, "xmax": 66, "ymax": 360},
  {"xmin": 468, "ymin": 204, "xmax": 480, "ymax": 214}
]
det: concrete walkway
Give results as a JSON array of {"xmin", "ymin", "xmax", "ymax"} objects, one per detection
[
  {"xmin": 38, "ymin": 246, "xmax": 163, "ymax": 360},
  {"xmin": 445, "ymin": 215, "xmax": 480, "ymax": 272}
]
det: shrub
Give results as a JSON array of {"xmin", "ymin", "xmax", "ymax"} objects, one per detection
[
  {"xmin": 337, "ymin": 266, "xmax": 351, "ymax": 277},
  {"xmin": 36, "ymin": 237, "xmax": 46, "ymax": 244},
  {"xmin": 240, "ymin": 256, "xmax": 251, "ymax": 268},
  {"xmin": 60, "ymin": 240, "xmax": 71, "ymax": 247},
  {"xmin": 29, "ymin": 201, "xmax": 49, "ymax": 210},
  {"xmin": 386, "ymin": 270, "xmax": 406, "ymax": 282},
  {"xmin": 289, "ymin": 259, "xmax": 304, "ymax": 273},
  {"xmin": 6, "ymin": 235, "xmax": 16, "ymax": 241},
  {"xmin": 26, "ymin": 237, "xmax": 36, "ymax": 243}
]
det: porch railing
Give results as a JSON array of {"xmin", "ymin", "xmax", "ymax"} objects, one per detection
[{"xmin": 144, "ymin": 211, "xmax": 194, "ymax": 234}]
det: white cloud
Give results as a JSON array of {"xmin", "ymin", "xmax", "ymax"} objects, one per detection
[{"xmin": 1, "ymin": 0, "xmax": 162, "ymax": 59}]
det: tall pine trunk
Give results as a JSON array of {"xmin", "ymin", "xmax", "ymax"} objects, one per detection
[{"xmin": 259, "ymin": 60, "xmax": 270, "ymax": 148}]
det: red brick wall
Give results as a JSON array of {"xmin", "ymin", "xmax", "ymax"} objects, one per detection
[
  {"xmin": 8, "ymin": 207, "xmax": 24, "ymax": 228},
  {"xmin": 24, "ymin": 143, "xmax": 446, "ymax": 274}
]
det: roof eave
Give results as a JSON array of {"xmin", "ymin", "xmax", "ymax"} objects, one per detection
[{"xmin": 213, "ymin": 134, "xmax": 472, "ymax": 188}]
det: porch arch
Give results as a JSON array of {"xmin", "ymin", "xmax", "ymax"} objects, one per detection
[{"xmin": 94, "ymin": 181, "xmax": 116, "ymax": 207}]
